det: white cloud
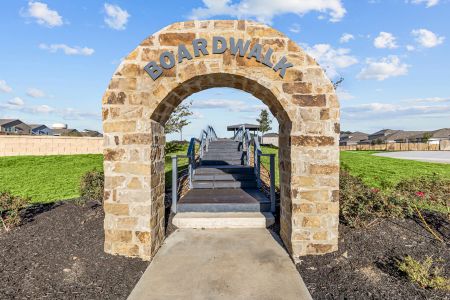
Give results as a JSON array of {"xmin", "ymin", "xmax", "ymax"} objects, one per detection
[
  {"xmin": 411, "ymin": 28, "xmax": 445, "ymax": 48},
  {"xmin": 39, "ymin": 43, "xmax": 95, "ymax": 56},
  {"xmin": 406, "ymin": 45, "xmax": 415, "ymax": 51},
  {"xmin": 23, "ymin": 1, "xmax": 63, "ymax": 27},
  {"xmin": 191, "ymin": 111, "xmax": 204, "ymax": 119},
  {"xmin": 337, "ymin": 89, "xmax": 355, "ymax": 100},
  {"xmin": 343, "ymin": 101, "xmax": 450, "ymax": 120},
  {"xmin": 409, "ymin": 0, "xmax": 440, "ymax": 8},
  {"xmin": 373, "ymin": 32, "xmax": 398, "ymax": 49},
  {"xmin": 7, "ymin": 97, "xmax": 25, "ymax": 107},
  {"xmin": 357, "ymin": 56, "xmax": 409, "ymax": 81},
  {"xmin": 190, "ymin": 0, "xmax": 346, "ymax": 24},
  {"xmin": 403, "ymin": 96, "xmax": 450, "ymax": 104},
  {"xmin": 60, "ymin": 108, "xmax": 101, "ymax": 120},
  {"xmin": 0, "ymin": 98, "xmax": 54, "ymax": 114},
  {"xmin": 305, "ymin": 43, "xmax": 358, "ymax": 78},
  {"xmin": 34, "ymin": 104, "xmax": 53, "ymax": 113},
  {"xmin": 27, "ymin": 88, "xmax": 46, "ymax": 98},
  {"xmin": 104, "ymin": 3, "xmax": 130, "ymax": 30},
  {"xmin": 192, "ymin": 99, "xmax": 265, "ymax": 112},
  {"xmin": 339, "ymin": 33, "xmax": 354, "ymax": 43},
  {"xmin": 0, "ymin": 80, "xmax": 12, "ymax": 93},
  {"xmin": 289, "ymin": 23, "xmax": 301, "ymax": 33}
]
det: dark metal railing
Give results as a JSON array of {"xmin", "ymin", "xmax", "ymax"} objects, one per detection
[
  {"xmin": 171, "ymin": 125, "xmax": 217, "ymax": 213},
  {"xmin": 253, "ymin": 136, "xmax": 276, "ymax": 213},
  {"xmin": 234, "ymin": 125, "xmax": 276, "ymax": 213}
]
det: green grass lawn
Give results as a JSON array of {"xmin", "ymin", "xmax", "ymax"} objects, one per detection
[
  {"xmin": 164, "ymin": 143, "xmax": 190, "ymax": 187},
  {"xmin": 0, "ymin": 154, "xmax": 103, "ymax": 204},
  {"xmin": 340, "ymin": 151, "xmax": 450, "ymax": 190},
  {"xmin": 1, "ymin": 149, "xmax": 448, "ymax": 205}
]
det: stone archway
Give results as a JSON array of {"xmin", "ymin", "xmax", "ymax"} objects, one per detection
[{"xmin": 102, "ymin": 20, "xmax": 340, "ymax": 261}]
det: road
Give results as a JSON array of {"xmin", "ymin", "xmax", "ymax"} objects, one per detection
[{"xmin": 374, "ymin": 151, "xmax": 450, "ymax": 164}]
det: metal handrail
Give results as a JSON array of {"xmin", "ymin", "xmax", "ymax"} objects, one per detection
[
  {"xmin": 171, "ymin": 126, "xmax": 218, "ymax": 213},
  {"xmin": 233, "ymin": 125, "xmax": 252, "ymax": 166},
  {"xmin": 252, "ymin": 135, "xmax": 276, "ymax": 213}
]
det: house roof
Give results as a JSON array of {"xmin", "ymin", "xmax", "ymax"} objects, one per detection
[
  {"xmin": 52, "ymin": 128, "xmax": 78, "ymax": 135},
  {"xmin": 29, "ymin": 124, "xmax": 49, "ymax": 130},
  {"xmin": 227, "ymin": 123, "xmax": 260, "ymax": 131},
  {"xmin": 409, "ymin": 128, "xmax": 450, "ymax": 140},
  {"xmin": 0, "ymin": 119, "xmax": 19, "ymax": 126},
  {"xmin": 340, "ymin": 131, "xmax": 368, "ymax": 142},
  {"xmin": 81, "ymin": 129, "xmax": 102, "ymax": 137},
  {"xmin": 431, "ymin": 128, "xmax": 450, "ymax": 138},
  {"xmin": 385, "ymin": 131, "xmax": 426, "ymax": 141},
  {"xmin": 369, "ymin": 129, "xmax": 399, "ymax": 137}
]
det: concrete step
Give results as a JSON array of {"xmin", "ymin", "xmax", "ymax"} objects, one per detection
[
  {"xmin": 202, "ymin": 152, "xmax": 244, "ymax": 160},
  {"xmin": 195, "ymin": 166, "xmax": 254, "ymax": 175},
  {"xmin": 192, "ymin": 180, "xmax": 257, "ymax": 189},
  {"xmin": 177, "ymin": 188, "xmax": 270, "ymax": 212},
  {"xmin": 172, "ymin": 212, "xmax": 275, "ymax": 229},
  {"xmin": 193, "ymin": 173, "xmax": 255, "ymax": 181},
  {"xmin": 201, "ymin": 160, "xmax": 243, "ymax": 166}
]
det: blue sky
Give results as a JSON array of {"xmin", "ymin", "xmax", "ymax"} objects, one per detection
[{"xmin": 0, "ymin": 0, "xmax": 449, "ymax": 139}]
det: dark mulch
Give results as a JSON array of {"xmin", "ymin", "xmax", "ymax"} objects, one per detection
[
  {"xmin": 297, "ymin": 212, "xmax": 450, "ymax": 300},
  {"xmin": 1, "ymin": 200, "xmax": 449, "ymax": 300},
  {"xmin": 0, "ymin": 201, "xmax": 148, "ymax": 300}
]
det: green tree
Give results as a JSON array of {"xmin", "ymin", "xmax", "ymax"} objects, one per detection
[
  {"xmin": 165, "ymin": 101, "xmax": 193, "ymax": 141},
  {"xmin": 422, "ymin": 132, "xmax": 432, "ymax": 143},
  {"xmin": 257, "ymin": 109, "xmax": 272, "ymax": 144}
]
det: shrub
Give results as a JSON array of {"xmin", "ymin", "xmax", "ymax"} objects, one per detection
[
  {"xmin": 392, "ymin": 175, "xmax": 450, "ymax": 214},
  {"xmin": 165, "ymin": 141, "xmax": 187, "ymax": 154},
  {"xmin": 79, "ymin": 170, "xmax": 104, "ymax": 204},
  {"xmin": 339, "ymin": 171, "xmax": 408, "ymax": 227},
  {"xmin": 397, "ymin": 256, "xmax": 450, "ymax": 290},
  {"xmin": 0, "ymin": 192, "xmax": 28, "ymax": 231}
]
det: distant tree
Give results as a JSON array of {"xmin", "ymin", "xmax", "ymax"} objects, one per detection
[
  {"xmin": 332, "ymin": 77, "xmax": 344, "ymax": 90},
  {"xmin": 422, "ymin": 132, "xmax": 432, "ymax": 143},
  {"xmin": 257, "ymin": 109, "xmax": 272, "ymax": 144},
  {"xmin": 165, "ymin": 101, "xmax": 193, "ymax": 141}
]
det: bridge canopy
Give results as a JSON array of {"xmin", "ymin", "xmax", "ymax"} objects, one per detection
[{"xmin": 227, "ymin": 123, "xmax": 260, "ymax": 132}]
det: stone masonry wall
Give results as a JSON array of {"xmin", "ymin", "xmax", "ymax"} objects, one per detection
[
  {"xmin": 0, "ymin": 136, "xmax": 102, "ymax": 156},
  {"xmin": 102, "ymin": 20, "xmax": 340, "ymax": 260}
]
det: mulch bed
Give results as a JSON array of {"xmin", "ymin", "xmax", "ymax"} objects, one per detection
[
  {"xmin": 1, "ymin": 201, "xmax": 449, "ymax": 299},
  {"xmin": 0, "ymin": 201, "xmax": 148, "ymax": 300},
  {"xmin": 297, "ymin": 212, "xmax": 450, "ymax": 300}
]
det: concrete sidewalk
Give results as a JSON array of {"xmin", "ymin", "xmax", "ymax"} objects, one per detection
[
  {"xmin": 128, "ymin": 229, "xmax": 312, "ymax": 300},
  {"xmin": 374, "ymin": 151, "xmax": 450, "ymax": 164}
]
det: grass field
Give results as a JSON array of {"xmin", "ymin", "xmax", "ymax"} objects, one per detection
[
  {"xmin": 0, "ymin": 154, "xmax": 103, "ymax": 204},
  {"xmin": 1, "ymin": 149, "xmax": 449, "ymax": 204},
  {"xmin": 340, "ymin": 151, "xmax": 450, "ymax": 190}
]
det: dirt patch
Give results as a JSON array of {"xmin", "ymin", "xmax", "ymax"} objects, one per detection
[
  {"xmin": 297, "ymin": 213, "xmax": 450, "ymax": 299},
  {"xmin": 0, "ymin": 201, "xmax": 148, "ymax": 299}
]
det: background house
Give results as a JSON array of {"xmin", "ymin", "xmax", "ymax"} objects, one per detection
[
  {"xmin": 30, "ymin": 124, "xmax": 53, "ymax": 135},
  {"xmin": 80, "ymin": 129, "xmax": 103, "ymax": 137},
  {"xmin": 0, "ymin": 119, "xmax": 31, "ymax": 135},
  {"xmin": 339, "ymin": 132, "xmax": 368, "ymax": 146},
  {"xmin": 262, "ymin": 132, "xmax": 278, "ymax": 147}
]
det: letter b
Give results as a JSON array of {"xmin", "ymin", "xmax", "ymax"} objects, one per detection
[{"xmin": 144, "ymin": 61, "xmax": 163, "ymax": 81}]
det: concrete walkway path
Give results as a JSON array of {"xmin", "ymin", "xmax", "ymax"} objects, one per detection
[
  {"xmin": 128, "ymin": 229, "xmax": 312, "ymax": 300},
  {"xmin": 374, "ymin": 151, "xmax": 450, "ymax": 164}
]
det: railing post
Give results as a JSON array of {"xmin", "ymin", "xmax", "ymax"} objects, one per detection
[
  {"xmin": 171, "ymin": 155, "xmax": 178, "ymax": 214},
  {"xmin": 269, "ymin": 154, "xmax": 276, "ymax": 214},
  {"xmin": 256, "ymin": 153, "xmax": 261, "ymax": 188}
]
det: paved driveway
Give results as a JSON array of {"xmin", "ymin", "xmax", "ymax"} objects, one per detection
[
  {"xmin": 374, "ymin": 151, "xmax": 450, "ymax": 164},
  {"xmin": 128, "ymin": 229, "xmax": 312, "ymax": 300}
]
